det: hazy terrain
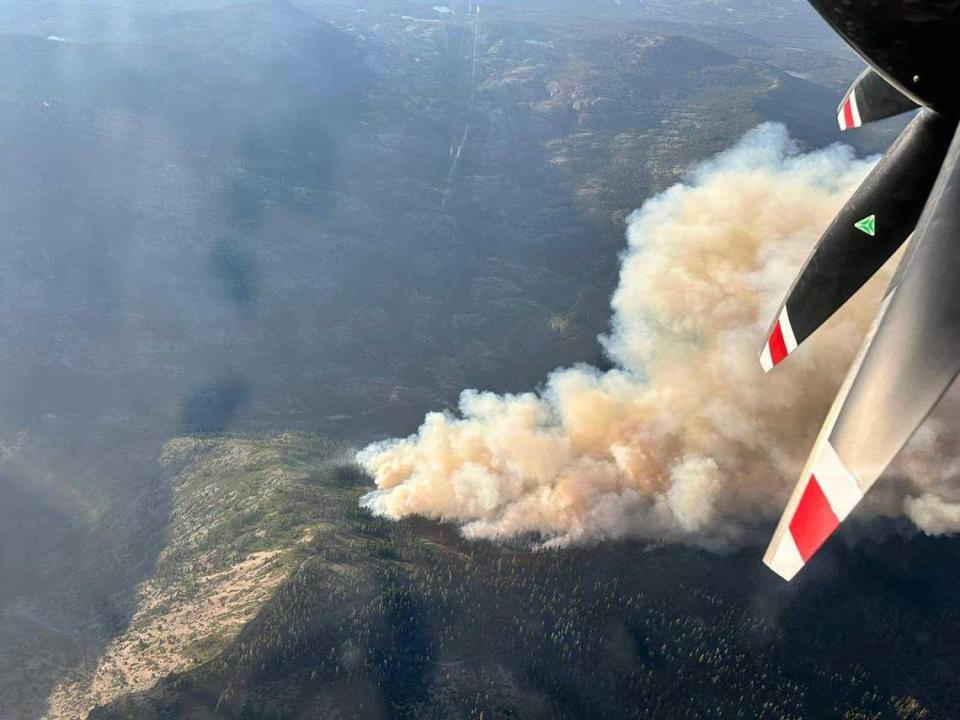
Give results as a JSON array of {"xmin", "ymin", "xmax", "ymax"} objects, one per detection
[{"xmin": 0, "ymin": 1, "xmax": 949, "ymax": 719}]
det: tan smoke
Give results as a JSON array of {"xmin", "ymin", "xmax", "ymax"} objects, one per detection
[{"xmin": 358, "ymin": 123, "xmax": 960, "ymax": 546}]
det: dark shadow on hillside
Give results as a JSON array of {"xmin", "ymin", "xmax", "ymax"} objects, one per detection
[
  {"xmin": 180, "ymin": 378, "xmax": 251, "ymax": 435},
  {"xmin": 0, "ymin": 416, "xmax": 173, "ymax": 719}
]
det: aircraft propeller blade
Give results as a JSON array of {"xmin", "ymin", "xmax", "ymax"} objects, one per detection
[
  {"xmin": 759, "ymin": 109, "xmax": 957, "ymax": 372},
  {"xmin": 837, "ymin": 66, "xmax": 919, "ymax": 131}
]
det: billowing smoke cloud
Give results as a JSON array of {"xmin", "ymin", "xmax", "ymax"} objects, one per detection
[{"xmin": 358, "ymin": 123, "xmax": 960, "ymax": 547}]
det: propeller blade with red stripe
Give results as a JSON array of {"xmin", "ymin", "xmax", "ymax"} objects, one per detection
[
  {"xmin": 759, "ymin": 109, "xmax": 956, "ymax": 373},
  {"xmin": 837, "ymin": 66, "xmax": 919, "ymax": 131},
  {"xmin": 765, "ymin": 123, "xmax": 960, "ymax": 580}
]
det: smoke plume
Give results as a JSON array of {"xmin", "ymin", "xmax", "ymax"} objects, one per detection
[{"xmin": 358, "ymin": 123, "xmax": 960, "ymax": 547}]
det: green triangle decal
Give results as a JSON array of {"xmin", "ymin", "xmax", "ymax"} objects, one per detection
[{"xmin": 854, "ymin": 214, "xmax": 876, "ymax": 237}]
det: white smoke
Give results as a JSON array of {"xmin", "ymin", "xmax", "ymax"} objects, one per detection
[{"xmin": 358, "ymin": 123, "xmax": 960, "ymax": 547}]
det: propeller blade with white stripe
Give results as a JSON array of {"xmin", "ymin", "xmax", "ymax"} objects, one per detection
[
  {"xmin": 765, "ymin": 123, "xmax": 960, "ymax": 580},
  {"xmin": 759, "ymin": 109, "xmax": 956, "ymax": 372}
]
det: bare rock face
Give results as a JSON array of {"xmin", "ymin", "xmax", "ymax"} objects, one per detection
[{"xmin": 36, "ymin": 433, "xmax": 352, "ymax": 720}]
